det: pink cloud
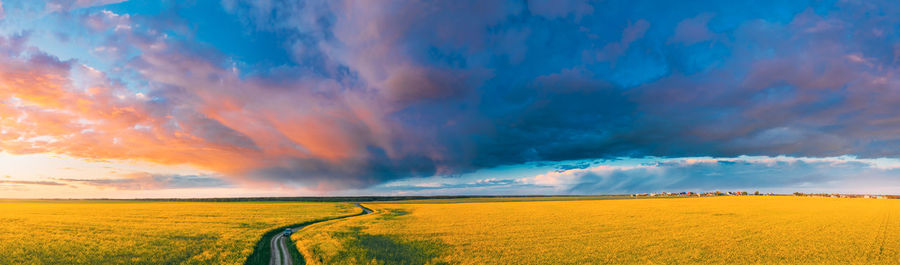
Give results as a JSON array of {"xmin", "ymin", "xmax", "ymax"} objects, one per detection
[
  {"xmin": 0, "ymin": 17, "xmax": 454, "ymax": 190},
  {"xmin": 595, "ymin": 20, "xmax": 650, "ymax": 62},
  {"xmin": 45, "ymin": 0, "xmax": 128, "ymax": 12},
  {"xmin": 82, "ymin": 10, "xmax": 132, "ymax": 32},
  {"xmin": 668, "ymin": 13, "xmax": 715, "ymax": 45}
]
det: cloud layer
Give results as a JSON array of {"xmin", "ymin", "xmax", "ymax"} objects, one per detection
[
  {"xmin": 379, "ymin": 156, "xmax": 900, "ymax": 195},
  {"xmin": 2, "ymin": 0, "xmax": 900, "ymax": 192},
  {"xmin": 58, "ymin": 173, "xmax": 230, "ymax": 190},
  {"xmin": 523, "ymin": 156, "xmax": 900, "ymax": 194}
]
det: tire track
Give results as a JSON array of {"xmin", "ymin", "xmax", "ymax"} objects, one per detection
[
  {"xmin": 876, "ymin": 211, "xmax": 891, "ymax": 256},
  {"xmin": 269, "ymin": 203, "xmax": 374, "ymax": 265},
  {"xmin": 862, "ymin": 205, "xmax": 891, "ymax": 263}
]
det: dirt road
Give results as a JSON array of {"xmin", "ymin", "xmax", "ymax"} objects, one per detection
[{"xmin": 269, "ymin": 203, "xmax": 373, "ymax": 265}]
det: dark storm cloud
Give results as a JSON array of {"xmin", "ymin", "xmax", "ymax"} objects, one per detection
[
  {"xmin": 124, "ymin": 0, "xmax": 900, "ymax": 187},
  {"xmin": 555, "ymin": 161, "xmax": 593, "ymax": 172},
  {"xmin": 7, "ymin": 0, "xmax": 900, "ymax": 191}
]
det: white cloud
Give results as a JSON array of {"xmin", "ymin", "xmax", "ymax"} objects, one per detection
[{"xmin": 515, "ymin": 156, "xmax": 900, "ymax": 194}]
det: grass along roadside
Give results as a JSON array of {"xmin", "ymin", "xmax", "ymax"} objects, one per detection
[
  {"xmin": 245, "ymin": 203, "xmax": 373, "ymax": 265},
  {"xmin": 294, "ymin": 203, "xmax": 447, "ymax": 265}
]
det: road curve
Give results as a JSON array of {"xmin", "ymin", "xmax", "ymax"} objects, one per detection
[{"xmin": 269, "ymin": 203, "xmax": 373, "ymax": 265}]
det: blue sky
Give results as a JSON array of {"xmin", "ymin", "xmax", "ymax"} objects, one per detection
[{"xmin": 1, "ymin": 0, "xmax": 900, "ymax": 198}]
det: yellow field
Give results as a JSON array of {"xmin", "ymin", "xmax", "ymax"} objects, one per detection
[
  {"xmin": 296, "ymin": 196, "xmax": 900, "ymax": 264},
  {"xmin": 0, "ymin": 200, "xmax": 357, "ymax": 265}
]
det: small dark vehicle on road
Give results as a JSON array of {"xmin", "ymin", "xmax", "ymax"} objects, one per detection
[{"xmin": 283, "ymin": 229, "xmax": 292, "ymax": 236}]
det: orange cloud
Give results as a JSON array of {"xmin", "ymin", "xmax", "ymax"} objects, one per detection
[{"xmin": 0, "ymin": 34, "xmax": 423, "ymax": 190}]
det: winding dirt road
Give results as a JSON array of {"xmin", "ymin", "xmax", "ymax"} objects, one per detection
[{"xmin": 269, "ymin": 203, "xmax": 373, "ymax": 265}]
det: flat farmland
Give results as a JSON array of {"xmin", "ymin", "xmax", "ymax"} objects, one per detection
[
  {"xmin": 296, "ymin": 196, "xmax": 900, "ymax": 264},
  {"xmin": 0, "ymin": 201, "xmax": 357, "ymax": 265}
]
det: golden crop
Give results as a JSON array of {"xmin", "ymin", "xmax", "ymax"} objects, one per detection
[
  {"xmin": 297, "ymin": 196, "xmax": 900, "ymax": 264},
  {"xmin": 0, "ymin": 200, "xmax": 357, "ymax": 265}
]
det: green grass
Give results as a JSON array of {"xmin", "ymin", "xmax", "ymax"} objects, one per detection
[
  {"xmin": 244, "ymin": 203, "xmax": 373, "ymax": 265},
  {"xmin": 324, "ymin": 226, "xmax": 448, "ymax": 265},
  {"xmin": 243, "ymin": 216, "xmax": 355, "ymax": 265}
]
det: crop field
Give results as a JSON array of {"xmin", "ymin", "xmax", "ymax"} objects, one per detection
[
  {"xmin": 295, "ymin": 196, "xmax": 900, "ymax": 264},
  {"xmin": 0, "ymin": 200, "xmax": 357, "ymax": 265}
]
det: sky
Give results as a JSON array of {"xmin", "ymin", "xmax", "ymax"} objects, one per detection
[{"xmin": 2, "ymin": 0, "xmax": 900, "ymax": 198}]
